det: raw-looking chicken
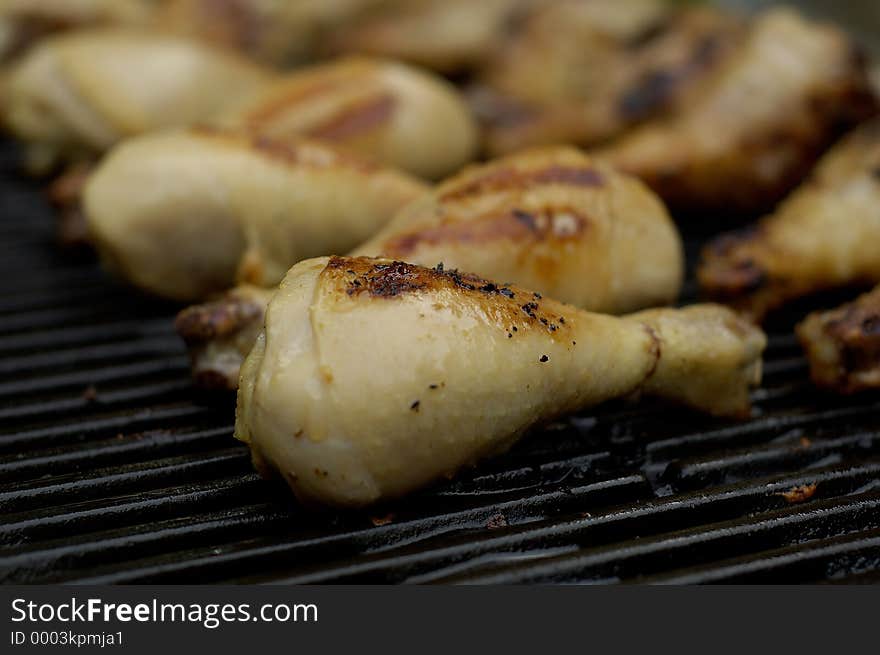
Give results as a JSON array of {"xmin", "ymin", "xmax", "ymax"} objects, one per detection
[
  {"xmin": 83, "ymin": 128, "xmax": 428, "ymax": 301},
  {"xmin": 797, "ymin": 285, "xmax": 880, "ymax": 394},
  {"xmin": 473, "ymin": 3, "xmax": 744, "ymax": 156},
  {"xmin": 219, "ymin": 56, "xmax": 479, "ymax": 179},
  {"xmin": 699, "ymin": 118, "xmax": 880, "ymax": 322},
  {"xmin": 177, "ymin": 146, "xmax": 684, "ymax": 389},
  {"xmin": 0, "ymin": 0, "xmax": 152, "ymax": 61},
  {"xmin": 325, "ymin": 0, "xmax": 524, "ymax": 74},
  {"xmin": 235, "ymin": 256, "xmax": 766, "ymax": 507},
  {"xmin": 157, "ymin": 0, "xmax": 384, "ymax": 67},
  {"xmin": 2, "ymin": 28, "xmax": 273, "ymax": 172},
  {"xmin": 601, "ymin": 8, "xmax": 878, "ymax": 215}
]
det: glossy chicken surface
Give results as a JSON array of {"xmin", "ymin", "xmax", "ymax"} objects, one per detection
[
  {"xmin": 219, "ymin": 56, "xmax": 479, "ymax": 179},
  {"xmin": 699, "ymin": 118, "xmax": 880, "ymax": 322},
  {"xmin": 235, "ymin": 256, "xmax": 765, "ymax": 507},
  {"xmin": 355, "ymin": 146, "xmax": 684, "ymax": 313},
  {"xmin": 474, "ymin": 3, "xmax": 744, "ymax": 156},
  {"xmin": 3, "ymin": 28, "xmax": 273, "ymax": 172},
  {"xmin": 797, "ymin": 285, "xmax": 880, "ymax": 394},
  {"xmin": 178, "ymin": 146, "xmax": 683, "ymax": 389},
  {"xmin": 83, "ymin": 128, "xmax": 427, "ymax": 301},
  {"xmin": 602, "ymin": 8, "xmax": 877, "ymax": 215}
]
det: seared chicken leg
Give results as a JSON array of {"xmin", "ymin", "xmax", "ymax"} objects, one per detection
[
  {"xmin": 235, "ymin": 256, "xmax": 766, "ymax": 507},
  {"xmin": 83, "ymin": 128, "xmax": 427, "ymax": 301},
  {"xmin": 178, "ymin": 146, "xmax": 684, "ymax": 389},
  {"xmin": 219, "ymin": 56, "xmax": 479, "ymax": 179},
  {"xmin": 3, "ymin": 28, "xmax": 273, "ymax": 173},
  {"xmin": 354, "ymin": 146, "xmax": 684, "ymax": 313},
  {"xmin": 601, "ymin": 8, "xmax": 877, "ymax": 215},
  {"xmin": 699, "ymin": 118, "xmax": 880, "ymax": 322},
  {"xmin": 797, "ymin": 285, "xmax": 880, "ymax": 394}
]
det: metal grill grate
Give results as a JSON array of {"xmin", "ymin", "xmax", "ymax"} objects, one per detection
[{"xmin": 1, "ymin": 142, "xmax": 879, "ymax": 585}]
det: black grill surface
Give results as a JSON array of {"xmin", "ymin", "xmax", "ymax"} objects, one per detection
[{"xmin": 1, "ymin": 143, "xmax": 879, "ymax": 585}]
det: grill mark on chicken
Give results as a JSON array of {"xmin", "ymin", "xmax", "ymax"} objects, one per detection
[
  {"xmin": 239, "ymin": 68, "xmax": 366, "ymax": 125},
  {"xmin": 188, "ymin": 126, "xmax": 377, "ymax": 171},
  {"xmin": 440, "ymin": 165, "xmax": 604, "ymax": 201},
  {"xmin": 325, "ymin": 256, "xmax": 570, "ymax": 336},
  {"xmin": 306, "ymin": 93, "xmax": 398, "ymax": 141},
  {"xmin": 618, "ymin": 33, "xmax": 726, "ymax": 121},
  {"xmin": 379, "ymin": 206, "xmax": 589, "ymax": 256}
]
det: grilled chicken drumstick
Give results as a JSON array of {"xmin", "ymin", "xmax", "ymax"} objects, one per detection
[
  {"xmin": 3, "ymin": 29, "xmax": 273, "ymax": 173},
  {"xmin": 235, "ymin": 256, "xmax": 765, "ymax": 507},
  {"xmin": 699, "ymin": 118, "xmax": 880, "ymax": 322},
  {"xmin": 83, "ymin": 128, "xmax": 427, "ymax": 301},
  {"xmin": 797, "ymin": 286, "xmax": 880, "ymax": 394},
  {"xmin": 177, "ymin": 146, "xmax": 684, "ymax": 389},
  {"xmin": 601, "ymin": 8, "xmax": 877, "ymax": 215},
  {"xmin": 219, "ymin": 56, "xmax": 479, "ymax": 179}
]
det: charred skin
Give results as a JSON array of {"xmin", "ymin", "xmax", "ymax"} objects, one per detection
[
  {"xmin": 602, "ymin": 8, "xmax": 878, "ymax": 216},
  {"xmin": 220, "ymin": 56, "xmax": 479, "ymax": 179},
  {"xmin": 235, "ymin": 255, "xmax": 765, "ymax": 507},
  {"xmin": 355, "ymin": 146, "xmax": 684, "ymax": 315},
  {"xmin": 175, "ymin": 286, "xmax": 272, "ymax": 390},
  {"xmin": 698, "ymin": 117, "xmax": 880, "ymax": 322},
  {"xmin": 797, "ymin": 286, "xmax": 880, "ymax": 393},
  {"xmin": 474, "ymin": 4, "xmax": 744, "ymax": 156}
]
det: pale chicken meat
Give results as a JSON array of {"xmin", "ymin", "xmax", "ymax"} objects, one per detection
[
  {"xmin": 474, "ymin": 3, "xmax": 744, "ymax": 157},
  {"xmin": 219, "ymin": 56, "xmax": 479, "ymax": 179},
  {"xmin": 178, "ymin": 146, "xmax": 684, "ymax": 389},
  {"xmin": 797, "ymin": 286, "xmax": 880, "ymax": 394},
  {"xmin": 235, "ymin": 256, "xmax": 766, "ymax": 507},
  {"xmin": 699, "ymin": 118, "xmax": 880, "ymax": 322},
  {"xmin": 601, "ymin": 8, "xmax": 877, "ymax": 215},
  {"xmin": 0, "ymin": 0, "xmax": 152, "ymax": 61},
  {"xmin": 83, "ymin": 128, "xmax": 428, "ymax": 301},
  {"xmin": 3, "ymin": 28, "xmax": 273, "ymax": 172}
]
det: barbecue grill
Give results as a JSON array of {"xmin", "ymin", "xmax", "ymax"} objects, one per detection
[{"xmin": 1, "ymin": 134, "xmax": 879, "ymax": 585}]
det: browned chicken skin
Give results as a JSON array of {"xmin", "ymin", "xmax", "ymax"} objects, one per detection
[
  {"xmin": 474, "ymin": 3, "xmax": 745, "ymax": 156},
  {"xmin": 175, "ymin": 285, "xmax": 273, "ymax": 390},
  {"xmin": 699, "ymin": 117, "xmax": 880, "ymax": 322},
  {"xmin": 176, "ymin": 146, "xmax": 684, "ymax": 390},
  {"xmin": 797, "ymin": 286, "xmax": 880, "ymax": 394},
  {"xmin": 602, "ymin": 7, "xmax": 878, "ymax": 215}
]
